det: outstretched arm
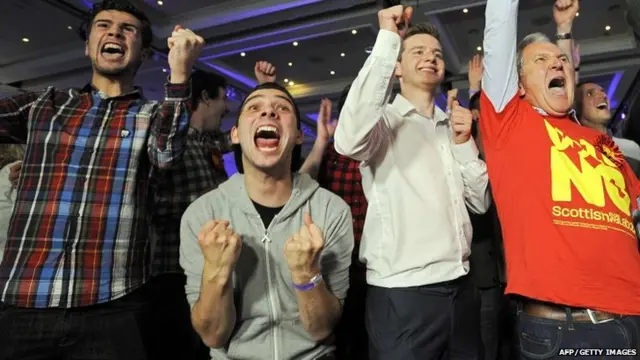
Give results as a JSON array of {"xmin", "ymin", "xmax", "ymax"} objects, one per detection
[{"xmin": 482, "ymin": 0, "xmax": 520, "ymax": 113}]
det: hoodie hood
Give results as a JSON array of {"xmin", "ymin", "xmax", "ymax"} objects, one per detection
[{"xmin": 218, "ymin": 172, "xmax": 320, "ymax": 220}]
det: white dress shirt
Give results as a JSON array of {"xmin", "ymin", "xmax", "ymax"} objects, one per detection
[
  {"xmin": 334, "ymin": 29, "xmax": 491, "ymax": 288},
  {"xmin": 0, "ymin": 161, "xmax": 18, "ymax": 261}
]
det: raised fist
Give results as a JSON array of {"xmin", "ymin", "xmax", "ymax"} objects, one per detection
[
  {"xmin": 377, "ymin": 5, "xmax": 413, "ymax": 37},
  {"xmin": 255, "ymin": 61, "xmax": 277, "ymax": 84},
  {"xmin": 553, "ymin": 0, "xmax": 579, "ymax": 28},
  {"xmin": 198, "ymin": 220, "xmax": 242, "ymax": 281},
  {"xmin": 284, "ymin": 213, "xmax": 324, "ymax": 284},
  {"xmin": 167, "ymin": 25, "xmax": 205, "ymax": 84}
]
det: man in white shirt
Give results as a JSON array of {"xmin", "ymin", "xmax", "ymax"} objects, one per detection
[
  {"xmin": 0, "ymin": 145, "xmax": 24, "ymax": 261},
  {"xmin": 334, "ymin": 5, "xmax": 490, "ymax": 359}
]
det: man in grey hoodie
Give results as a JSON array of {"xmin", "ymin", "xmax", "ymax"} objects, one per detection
[{"xmin": 180, "ymin": 82, "xmax": 354, "ymax": 360}]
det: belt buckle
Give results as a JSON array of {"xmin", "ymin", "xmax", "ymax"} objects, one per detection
[{"xmin": 586, "ymin": 309, "xmax": 614, "ymax": 324}]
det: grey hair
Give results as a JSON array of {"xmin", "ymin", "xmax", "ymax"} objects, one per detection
[{"xmin": 516, "ymin": 32, "xmax": 552, "ymax": 74}]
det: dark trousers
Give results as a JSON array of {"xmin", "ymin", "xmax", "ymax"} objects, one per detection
[
  {"xmin": 365, "ymin": 275, "xmax": 482, "ymax": 360},
  {"xmin": 143, "ymin": 273, "xmax": 210, "ymax": 360},
  {"xmin": 517, "ymin": 308, "xmax": 640, "ymax": 359},
  {"xmin": 479, "ymin": 286, "xmax": 503, "ymax": 360},
  {"xmin": 335, "ymin": 267, "xmax": 368, "ymax": 360},
  {"xmin": 0, "ymin": 288, "xmax": 148, "ymax": 360}
]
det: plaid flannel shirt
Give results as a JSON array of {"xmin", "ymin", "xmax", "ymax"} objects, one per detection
[
  {"xmin": 0, "ymin": 83, "xmax": 191, "ymax": 308},
  {"xmin": 317, "ymin": 143, "xmax": 367, "ymax": 251},
  {"xmin": 150, "ymin": 128, "xmax": 230, "ymax": 275}
]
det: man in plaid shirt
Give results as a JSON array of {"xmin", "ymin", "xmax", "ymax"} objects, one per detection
[
  {"xmin": 0, "ymin": 0, "xmax": 203, "ymax": 358},
  {"xmin": 146, "ymin": 70, "xmax": 230, "ymax": 360}
]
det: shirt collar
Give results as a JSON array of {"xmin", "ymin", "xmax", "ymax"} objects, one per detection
[
  {"xmin": 80, "ymin": 83, "xmax": 143, "ymax": 100},
  {"xmin": 532, "ymin": 106, "xmax": 580, "ymax": 124},
  {"xmin": 390, "ymin": 94, "xmax": 448, "ymax": 121}
]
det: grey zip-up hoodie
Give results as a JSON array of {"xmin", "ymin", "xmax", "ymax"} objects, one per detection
[{"xmin": 180, "ymin": 173, "xmax": 354, "ymax": 360}]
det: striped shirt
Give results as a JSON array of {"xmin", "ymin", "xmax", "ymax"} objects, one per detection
[
  {"xmin": 149, "ymin": 128, "xmax": 230, "ymax": 275},
  {"xmin": 0, "ymin": 83, "xmax": 191, "ymax": 308}
]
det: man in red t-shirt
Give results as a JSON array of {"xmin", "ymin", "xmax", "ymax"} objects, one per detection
[{"xmin": 481, "ymin": 0, "xmax": 640, "ymax": 356}]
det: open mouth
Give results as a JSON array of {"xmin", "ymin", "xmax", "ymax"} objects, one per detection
[
  {"xmin": 101, "ymin": 42, "xmax": 125, "ymax": 59},
  {"xmin": 596, "ymin": 101, "xmax": 609, "ymax": 110},
  {"xmin": 548, "ymin": 77, "xmax": 566, "ymax": 96},
  {"xmin": 254, "ymin": 125, "xmax": 280, "ymax": 152}
]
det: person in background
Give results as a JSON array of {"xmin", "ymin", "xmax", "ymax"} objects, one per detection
[
  {"xmin": 301, "ymin": 84, "xmax": 369, "ymax": 360},
  {"xmin": 335, "ymin": 4, "xmax": 490, "ymax": 359},
  {"xmin": 0, "ymin": 145, "xmax": 25, "ymax": 262},
  {"xmin": 146, "ymin": 69, "xmax": 230, "ymax": 360},
  {"xmin": 481, "ymin": 0, "xmax": 640, "ymax": 356},
  {"xmin": 180, "ymin": 82, "xmax": 353, "ymax": 360},
  {"xmin": 575, "ymin": 81, "xmax": 640, "ymax": 170},
  {"xmin": 0, "ymin": 0, "xmax": 203, "ymax": 358}
]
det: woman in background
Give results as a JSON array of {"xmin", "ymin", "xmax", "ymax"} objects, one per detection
[{"xmin": 0, "ymin": 144, "xmax": 25, "ymax": 261}]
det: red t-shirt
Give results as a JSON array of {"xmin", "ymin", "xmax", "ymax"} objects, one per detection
[{"xmin": 479, "ymin": 92, "xmax": 640, "ymax": 315}]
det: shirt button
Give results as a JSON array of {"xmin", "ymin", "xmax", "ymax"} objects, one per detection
[{"xmin": 454, "ymin": 200, "xmax": 458, "ymax": 204}]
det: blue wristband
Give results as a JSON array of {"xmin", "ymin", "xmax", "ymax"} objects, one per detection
[{"xmin": 293, "ymin": 274, "xmax": 323, "ymax": 291}]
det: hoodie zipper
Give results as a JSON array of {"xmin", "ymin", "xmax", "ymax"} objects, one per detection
[{"xmin": 260, "ymin": 215, "xmax": 280, "ymax": 360}]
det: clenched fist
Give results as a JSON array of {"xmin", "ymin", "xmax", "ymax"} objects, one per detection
[
  {"xmin": 378, "ymin": 5, "xmax": 413, "ymax": 37},
  {"xmin": 167, "ymin": 25, "xmax": 205, "ymax": 84},
  {"xmin": 9, "ymin": 161, "xmax": 22, "ymax": 187},
  {"xmin": 255, "ymin": 61, "xmax": 277, "ymax": 84},
  {"xmin": 198, "ymin": 220, "xmax": 242, "ymax": 283},
  {"xmin": 447, "ymin": 89, "xmax": 473, "ymax": 145},
  {"xmin": 284, "ymin": 213, "xmax": 324, "ymax": 284},
  {"xmin": 553, "ymin": 0, "xmax": 579, "ymax": 29}
]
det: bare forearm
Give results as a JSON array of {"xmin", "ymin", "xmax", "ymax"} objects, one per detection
[
  {"xmin": 298, "ymin": 139, "xmax": 328, "ymax": 179},
  {"xmin": 295, "ymin": 281, "xmax": 341, "ymax": 341},
  {"xmin": 556, "ymin": 23, "xmax": 574, "ymax": 66},
  {"xmin": 191, "ymin": 267, "xmax": 236, "ymax": 348}
]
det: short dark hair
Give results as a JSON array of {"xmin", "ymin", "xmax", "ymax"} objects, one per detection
[
  {"xmin": 191, "ymin": 70, "xmax": 227, "ymax": 110},
  {"xmin": 337, "ymin": 83, "xmax": 352, "ymax": 114},
  {"xmin": 400, "ymin": 23, "xmax": 441, "ymax": 56},
  {"xmin": 574, "ymin": 81, "xmax": 598, "ymax": 120},
  {"xmin": 405, "ymin": 23, "xmax": 441, "ymax": 42},
  {"xmin": 80, "ymin": 0, "xmax": 153, "ymax": 49},
  {"xmin": 469, "ymin": 91, "xmax": 481, "ymax": 111},
  {"xmin": 233, "ymin": 82, "xmax": 302, "ymax": 174}
]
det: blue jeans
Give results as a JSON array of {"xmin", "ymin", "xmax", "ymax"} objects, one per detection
[{"xmin": 517, "ymin": 310, "xmax": 640, "ymax": 359}]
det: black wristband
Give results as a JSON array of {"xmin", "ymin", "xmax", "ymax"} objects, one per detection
[{"xmin": 556, "ymin": 32, "xmax": 572, "ymax": 40}]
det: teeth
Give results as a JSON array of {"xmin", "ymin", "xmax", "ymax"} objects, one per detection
[
  {"xmin": 257, "ymin": 125, "xmax": 277, "ymax": 134},
  {"xmin": 103, "ymin": 43, "xmax": 123, "ymax": 51}
]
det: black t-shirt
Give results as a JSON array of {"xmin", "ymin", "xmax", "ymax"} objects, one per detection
[{"xmin": 252, "ymin": 201, "xmax": 283, "ymax": 229}]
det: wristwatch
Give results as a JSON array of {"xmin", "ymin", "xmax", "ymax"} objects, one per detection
[
  {"xmin": 556, "ymin": 32, "xmax": 572, "ymax": 40},
  {"xmin": 293, "ymin": 274, "xmax": 323, "ymax": 291}
]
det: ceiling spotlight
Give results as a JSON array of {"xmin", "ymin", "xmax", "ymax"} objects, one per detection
[
  {"xmin": 463, "ymin": 8, "xmax": 469, "ymax": 13},
  {"xmin": 22, "ymin": 38, "xmax": 29, "ymax": 43},
  {"xmin": 240, "ymin": 52, "xmax": 246, "ymax": 57},
  {"xmin": 576, "ymin": 12, "xmax": 579, "ymax": 17},
  {"xmin": 162, "ymin": 68, "xmax": 167, "ymax": 73},
  {"xmin": 288, "ymin": 62, "xmax": 293, "ymax": 66},
  {"xmin": 365, "ymin": 46, "xmax": 373, "ymax": 54},
  {"xmin": 67, "ymin": 25, "xmax": 73, "ymax": 30},
  {"xmin": 157, "ymin": 0, "xmax": 163, "ymax": 5},
  {"xmin": 330, "ymin": 70, "xmax": 335, "ymax": 75},
  {"xmin": 340, "ymin": 52, "xmax": 345, "ymax": 57},
  {"xmin": 351, "ymin": 29, "xmax": 358, "ymax": 35},
  {"xmin": 605, "ymin": 25, "xmax": 611, "ymax": 31},
  {"xmin": 293, "ymin": 41, "xmax": 299, "ymax": 46},
  {"xmin": 477, "ymin": 46, "xmax": 482, "ymax": 51},
  {"xmin": 284, "ymin": 78, "xmax": 289, "ymax": 83},
  {"xmin": 289, "ymin": 81, "xmax": 295, "ymax": 86}
]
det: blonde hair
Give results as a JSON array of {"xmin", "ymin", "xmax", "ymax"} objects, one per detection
[{"xmin": 0, "ymin": 144, "xmax": 25, "ymax": 169}]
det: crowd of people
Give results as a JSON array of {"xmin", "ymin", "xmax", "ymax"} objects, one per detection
[{"xmin": 0, "ymin": 0, "xmax": 639, "ymax": 359}]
